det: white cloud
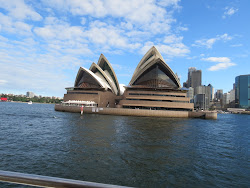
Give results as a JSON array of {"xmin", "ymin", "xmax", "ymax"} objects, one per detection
[
  {"xmin": 81, "ymin": 17, "xmax": 86, "ymax": 25},
  {"xmin": 230, "ymin": 44, "xmax": 242, "ymax": 47},
  {"xmin": 157, "ymin": 44, "xmax": 189, "ymax": 57},
  {"xmin": 34, "ymin": 27, "xmax": 56, "ymax": 39},
  {"xmin": 86, "ymin": 25, "xmax": 141, "ymax": 50},
  {"xmin": 223, "ymin": 7, "xmax": 238, "ymax": 19},
  {"xmin": 220, "ymin": 33, "xmax": 232, "ymax": 40},
  {"xmin": 0, "ymin": 80, "xmax": 7, "ymax": 85},
  {"xmin": 34, "ymin": 17, "xmax": 86, "ymax": 41},
  {"xmin": 177, "ymin": 26, "xmax": 188, "ymax": 31},
  {"xmin": 157, "ymin": 0, "xmax": 180, "ymax": 7},
  {"xmin": 120, "ymin": 22, "xmax": 133, "ymax": 30},
  {"xmin": 193, "ymin": 33, "xmax": 232, "ymax": 48},
  {"xmin": 164, "ymin": 35, "xmax": 183, "ymax": 44},
  {"xmin": 0, "ymin": 0, "xmax": 42, "ymax": 21},
  {"xmin": 202, "ymin": 57, "xmax": 236, "ymax": 71},
  {"xmin": 36, "ymin": 0, "xmax": 185, "ymax": 55},
  {"xmin": 0, "ymin": 39, "xmax": 87, "ymax": 96},
  {"xmin": 0, "ymin": 13, "xmax": 33, "ymax": 36},
  {"xmin": 42, "ymin": 0, "xmax": 177, "ymax": 35},
  {"xmin": 0, "ymin": 0, "xmax": 188, "ymax": 96},
  {"xmin": 201, "ymin": 57, "xmax": 231, "ymax": 63},
  {"xmin": 141, "ymin": 40, "xmax": 190, "ymax": 57},
  {"xmin": 33, "ymin": 16, "xmax": 142, "ymax": 56},
  {"xmin": 208, "ymin": 62, "xmax": 236, "ymax": 71}
]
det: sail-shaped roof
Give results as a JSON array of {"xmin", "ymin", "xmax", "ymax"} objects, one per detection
[
  {"xmin": 90, "ymin": 63, "xmax": 119, "ymax": 95},
  {"xmin": 129, "ymin": 46, "xmax": 181, "ymax": 89},
  {"xmin": 97, "ymin": 54, "xmax": 120, "ymax": 95},
  {"xmin": 74, "ymin": 67, "xmax": 111, "ymax": 90}
]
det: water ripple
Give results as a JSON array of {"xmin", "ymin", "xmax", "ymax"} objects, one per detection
[{"xmin": 0, "ymin": 103, "xmax": 249, "ymax": 187}]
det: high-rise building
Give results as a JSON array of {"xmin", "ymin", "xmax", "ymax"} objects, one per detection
[
  {"xmin": 208, "ymin": 84, "xmax": 214, "ymax": 102},
  {"xmin": 183, "ymin": 81, "xmax": 188, "ymax": 88},
  {"xmin": 194, "ymin": 85, "xmax": 211, "ymax": 110},
  {"xmin": 186, "ymin": 87, "xmax": 194, "ymax": 102},
  {"xmin": 186, "ymin": 67, "xmax": 202, "ymax": 88},
  {"xmin": 235, "ymin": 74, "xmax": 250, "ymax": 108},
  {"xmin": 229, "ymin": 89, "xmax": 235, "ymax": 103},
  {"xmin": 187, "ymin": 67, "xmax": 196, "ymax": 87},
  {"xmin": 191, "ymin": 70, "xmax": 202, "ymax": 88},
  {"xmin": 194, "ymin": 94, "xmax": 208, "ymax": 110},
  {"xmin": 223, "ymin": 93, "xmax": 230, "ymax": 106},
  {"xmin": 183, "ymin": 67, "xmax": 202, "ymax": 88},
  {"xmin": 26, "ymin": 91, "xmax": 35, "ymax": 98},
  {"xmin": 214, "ymin": 89, "xmax": 223, "ymax": 101}
]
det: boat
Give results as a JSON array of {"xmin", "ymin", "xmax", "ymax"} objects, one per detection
[{"xmin": 28, "ymin": 101, "xmax": 32, "ymax": 104}]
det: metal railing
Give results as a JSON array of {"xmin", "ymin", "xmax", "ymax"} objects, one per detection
[{"xmin": 0, "ymin": 170, "xmax": 131, "ymax": 188}]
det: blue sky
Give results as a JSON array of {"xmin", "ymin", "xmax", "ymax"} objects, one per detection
[{"xmin": 0, "ymin": 0, "xmax": 249, "ymax": 97}]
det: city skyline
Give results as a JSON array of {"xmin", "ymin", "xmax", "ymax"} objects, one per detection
[{"xmin": 0, "ymin": 0, "xmax": 249, "ymax": 97}]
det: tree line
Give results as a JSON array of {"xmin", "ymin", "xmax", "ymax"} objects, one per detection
[{"xmin": 1, "ymin": 94, "xmax": 63, "ymax": 104}]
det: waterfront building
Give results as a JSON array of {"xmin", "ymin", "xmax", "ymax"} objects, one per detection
[
  {"xmin": 208, "ymin": 84, "xmax": 214, "ymax": 102},
  {"xmin": 186, "ymin": 67, "xmax": 202, "ymax": 88},
  {"xmin": 183, "ymin": 67, "xmax": 202, "ymax": 104},
  {"xmin": 194, "ymin": 94, "xmax": 207, "ymax": 110},
  {"xmin": 214, "ymin": 89, "xmax": 223, "ymax": 102},
  {"xmin": 229, "ymin": 89, "xmax": 235, "ymax": 104},
  {"xmin": 120, "ymin": 47, "xmax": 193, "ymax": 111},
  {"xmin": 235, "ymin": 74, "xmax": 250, "ymax": 108},
  {"xmin": 26, "ymin": 91, "xmax": 35, "ymax": 98},
  {"xmin": 194, "ymin": 85, "xmax": 211, "ymax": 110},
  {"xmin": 64, "ymin": 54, "xmax": 120, "ymax": 108},
  {"xmin": 223, "ymin": 93, "xmax": 230, "ymax": 106},
  {"xmin": 191, "ymin": 70, "xmax": 202, "ymax": 88},
  {"xmin": 186, "ymin": 87, "xmax": 194, "ymax": 102},
  {"xmin": 63, "ymin": 46, "xmax": 193, "ymax": 112}
]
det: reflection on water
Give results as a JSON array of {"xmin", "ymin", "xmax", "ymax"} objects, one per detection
[{"xmin": 0, "ymin": 102, "xmax": 249, "ymax": 187}]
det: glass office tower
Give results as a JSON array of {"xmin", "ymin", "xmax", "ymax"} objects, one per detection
[{"xmin": 235, "ymin": 74, "xmax": 250, "ymax": 108}]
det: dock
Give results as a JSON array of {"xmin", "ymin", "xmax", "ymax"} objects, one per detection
[{"xmin": 55, "ymin": 104, "xmax": 217, "ymax": 120}]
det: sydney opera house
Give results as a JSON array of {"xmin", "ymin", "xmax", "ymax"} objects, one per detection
[{"xmin": 62, "ymin": 46, "xmax": 194, "ymax": 112}]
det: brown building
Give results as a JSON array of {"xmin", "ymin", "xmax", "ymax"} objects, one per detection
[{"xmin": 63, "ymin": 46, "xmax": 193, "ymax": 111}]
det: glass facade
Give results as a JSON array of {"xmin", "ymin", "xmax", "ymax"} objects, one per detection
[
  {"xmin": 235, "ymin": 75, "xmax": 250, "ymax": 108},
  {"xmin": 133, "ymin": 63, "xmax": 178, "ymax": 89}
]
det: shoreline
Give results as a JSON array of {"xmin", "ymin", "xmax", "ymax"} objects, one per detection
[{"xmin": 1, "ymin": 101, "xmax": 59, "ymax": 104}]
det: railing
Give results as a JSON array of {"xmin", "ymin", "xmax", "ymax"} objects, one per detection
[{"xmin": 0, "ymin": 170, "xmax": 131, "ymax": 188}]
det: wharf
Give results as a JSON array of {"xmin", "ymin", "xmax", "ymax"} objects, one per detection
[{"xmin": 55, "ymin": 104, "xmax": 217, "ymax": 120}]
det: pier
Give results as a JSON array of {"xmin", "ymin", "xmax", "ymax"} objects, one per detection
[{"xmin": 55, "ymin": 104, "xmax": 217, "ymax": 120}]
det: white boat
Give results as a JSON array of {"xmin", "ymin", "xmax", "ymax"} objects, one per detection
[{"xmin": 28, "ymin": 101, "xmax": 32, "ymax": 104}]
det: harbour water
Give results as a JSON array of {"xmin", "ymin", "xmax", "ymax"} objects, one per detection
[{"xmin": 0, "ymin": 102, "xmax": 249, "ymax": 187}]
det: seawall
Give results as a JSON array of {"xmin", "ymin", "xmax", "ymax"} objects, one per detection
[{"xmin": 55, "ymin": 105, "xmax": 217, "ymax": 120}]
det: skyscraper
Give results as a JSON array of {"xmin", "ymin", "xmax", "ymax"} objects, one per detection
[
  {"xmin": 215, "ymin": 89, "xmax": 223, "ymax": 101},
  {"xmin": 208, "ymin": 84, "xmax": 214, "ymax": 102},
  {"xmin": 186, "ymin": 67, "xmax": 202, "ymax": 88},
  {"xmin": 235, "ymin": 74, "xmax": 250, "ymax": 108},
  {"xmin": 194, "ymin": 85, "xmax": 211, "ymax": 110}
]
